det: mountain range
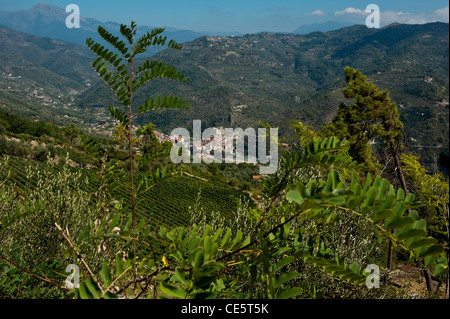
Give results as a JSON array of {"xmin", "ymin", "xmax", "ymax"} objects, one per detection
[
  {"xmin": 292, "ymin": 21, "xmax": 353, "ymax": 34},
  {"xmin": 0, "ymin": 2, "xmax": 243, "ymax": 54},
  {"xmin": 0, "ymin": 3, "xmax": 357, "ymax": 47},
  {"xmin": 76, "ymin": 22, "xmax": 449, "ymax": 171},
  {"xmin": 0, "ymin": 4, "xmax": 448, "ymax": 172},
  {"xmin": 0, "ymin": 23, "xmax": 96, "ymax": 124}
]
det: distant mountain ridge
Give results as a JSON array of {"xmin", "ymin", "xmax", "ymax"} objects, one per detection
[
  {"xmin": 0, "ymin": 24, "xmax": 96, "ymax": 124},
  {"xmin": 0, "ymin": 15, "xmax": 448, "ymax": 171},
  {"xmin": 0, "ymin": 2, "xmax": 243, "ymax": 55},
  {"xmin": 0, "ymin": 2, "xmax": 367, "ymax": 46},
  {"xmin": 292, "ymin": 21, "xmax": 353, "ymax": 34},
  {"xmin": 76, "ymin": 22, "xmax": 448, "ymax": 170}
]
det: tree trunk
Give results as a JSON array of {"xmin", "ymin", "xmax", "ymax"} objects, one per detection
[
  {"xmin": 387, "ymin": 236, "xmax": 393, "ymax": 270},
  {"xmin": 423, "ymin": 268, "xmax": 434, "ymax": 293},
  {"xmin": 391, "ymin": 147, "xmax": 434, "ymax": 293},
  {"xmin": 387, "ymin": 149, "xmax": 406, "ymax": 270},
  {"xmin": 393, "ymin": 151, "xmax": 408, "ymax": 192}
]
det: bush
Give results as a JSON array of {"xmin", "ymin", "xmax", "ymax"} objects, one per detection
[
  {"xmin": 0, "ymin": 136, "xmax": 7, "ymax": 155},
  {"xmin": 47, "ymin": 144, "xmax": 56, "ymax": 158},
  {"xmin": 32, "ymin": 145, "xmax": 56, "ymax": 162},
  {"xmin": 116, "ymin": 158, "xmax": 139, "ymax": 171},
  {"xmin": 0, "ymin": 136, "xmax": 31, "ymax": 157},
  {"xmin": 0, "ymin": 159, "xmax": 122, "ymax": 275},
  {"xmin": 0, "ymin": 118, "xmax": 10, "ymax": 133},
  {"xmin": 229, "ymin": 177, "xmax": 239, "ymax": 187},
  {"xmin": 14, "ymin": 143, "xmax": 31, "ymax": 157},
  {"xmin": 241, "ymin": 181, "xmax": 252, "ymax": 191},
  {"xmin": 33, "ymin": 146, "xmax": 49, "ymax": 162}
]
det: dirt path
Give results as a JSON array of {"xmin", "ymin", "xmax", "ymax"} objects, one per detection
[{"xmin": 387, "ymin": 263, "xmax": 448, "ymax": 298}]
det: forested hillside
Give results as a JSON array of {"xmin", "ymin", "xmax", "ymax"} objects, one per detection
[
  {"xmin": 77, "ymin": 22, "xmax": 449, "ymax": 171},
  {"xmin": 0, "ymin": 18, "xmax": 448, "ymax": 302},
  {"xmin": 0, "ymin": 24, "xmax": 96, "ymax": 124},
  {"xmin": 1, "ymin": 22, "xmax": 448, "ymax": 171}
]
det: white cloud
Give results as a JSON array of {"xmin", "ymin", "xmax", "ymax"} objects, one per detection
[
  {"xmin": 335, "ymin": 7, "xmax": 366, "ymax": 16},
  {"xmin": 381, "ymin": 6, "xmax": 449, "ymax": 25},
  {"xmin": 306, "ymin": 9, "xmax": 326, "ymax": 16},
  {"xmin": 334, "ymin": 6, "xmax": 449, "ymax": 25},
  {"xmin": 434, "ymin": 6, "xmax": 449, "ymax": 21}
]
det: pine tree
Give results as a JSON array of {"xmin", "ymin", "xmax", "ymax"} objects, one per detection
[
  {"xmin": 322, "ymin": 67, "xmax": 404, "ymax": 175},
  {"xmin": 322, "ymin": 67, "xmax": 412, "ymax": 271}
]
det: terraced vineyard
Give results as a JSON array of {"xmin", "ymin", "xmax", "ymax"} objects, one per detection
[{"xmin": 1, "ymin": 156, "xmax": 253, "ymax": 231}]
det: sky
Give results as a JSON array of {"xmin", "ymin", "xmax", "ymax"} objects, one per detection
[{"xmin": 0, "ymin": 0, "xmax": 449, "ymax": 33}]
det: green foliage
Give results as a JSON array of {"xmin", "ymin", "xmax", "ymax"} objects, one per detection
[
  {"xmin": 290, "ymin": 120, "xmax": 319, "ymax": 148},
  {"xmin": 0, "ymin": 158, "xmax": 45, "ymax": 232},
  {"xmin": 0, "ymin": 136, "xmax": 32, "ymax": 158},
  {"xmin": 86, "ymin": 21, "xmax": 189, "ymax": 116},
  {"xmin": 33, "ymin": 145, "xmax": 53, "ymax": 161},
  {"xmin": 85, "ymin": 21, "xmax": 190, "ymax": 190},
  {"xmin": 0, "ymin": 245, "xmax": 67, "ymax": 299},
  {"xmin": 322, "ymin": 67, "xmax": 404, "ymax": 173},
  {"xmin": 1, "ymin": 129, "xmax": 448, "ymax": 299},
  {"xmin": 400, "ymin": 153, "xmax": 449, "ymax": 240},
  {"xmin": 84, "ymin": 22, "xmax": 191, "ymax": 281},
  {"xmin": 0, "ymin": 155, "xmax": 251, "ymax": 234},
  {"xmin": 136, "ymin": 122, "xmax": 170, "ymax": 161},
  {"xmin": 158, "ymin": 225, "xmax": 235, "ymax": 299},
  {"xmin": 261, "ymin": 136, "xmax": 358, "ymax": 199},
  {"xmin": 63, "ymin": 167, "xmax": 447, "ymax": 298},
  {"xmin": 1, "ymin": 20, "xmax": 448, "ymax": 300},
  {"xmin": 49, "ymin": 132, "xmax": 446, "ymax": 299},
  {"xmin": 0, "ymin": 121, "xmax": 7, "ymax": 136},
  {"xmin": 64, "ymin": 124, "xmax": 81, "ymax": 144},
  {"xmin": 77, "ymin": 23, "xmax": 449, "ymax": 173},
  {"xmin": 285, "ymin": 169, "xmax": 446, "ymax": 274},
  {"xmin": 0, "ymin": 110, "xmax": 59, "ymax": 138}
]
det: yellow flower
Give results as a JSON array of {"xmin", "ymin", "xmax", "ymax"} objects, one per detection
[{"xmin": 162, "ymin": 256, "xmax": 169, "ymax": 267}]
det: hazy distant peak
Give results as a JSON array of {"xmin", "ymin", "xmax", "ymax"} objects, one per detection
[
  {"xmin": 292, "ymin": 21, "xmax": 352, "ymax": 34},
  {"xmin": 29, "ymin": 2, "xmax": 64, "ymax": 14}
]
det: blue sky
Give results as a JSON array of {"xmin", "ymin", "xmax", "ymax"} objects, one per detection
[{"xmin": 1, "ymin": 0, "xmax": 449, "ymax": 33}]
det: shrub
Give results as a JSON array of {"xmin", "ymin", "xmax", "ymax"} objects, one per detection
[
  {"xmin": 229, "ymin": 177, "xmax": 239, "ymax": 187},
  {"xmin": 241, "ymin": 181, "xmax": 252, "ymax": 191},
  {"xmin": 33, "ymin": 146, "xmax": 49, "ymax": 162},
  {"xmin": 0, "ymin": 136, "xmax": 7, "ymax": 155}
]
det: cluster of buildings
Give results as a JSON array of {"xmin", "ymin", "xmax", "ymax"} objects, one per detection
[
  {"xmin": 4, "ymin": 73, "xmax": 21, "ymax": 81},
  {"xmin": 167, "ymin": 126, "xmax": 258, "ymax": 163}
]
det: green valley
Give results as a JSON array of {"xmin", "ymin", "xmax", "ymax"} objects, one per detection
[
  {"xmin": 0, "ymin": 7, "xmax": 448, "ymax": 302},
  {"xmin": 78, "ymin": 22, "xmax": 450, "ymax": 172}
]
